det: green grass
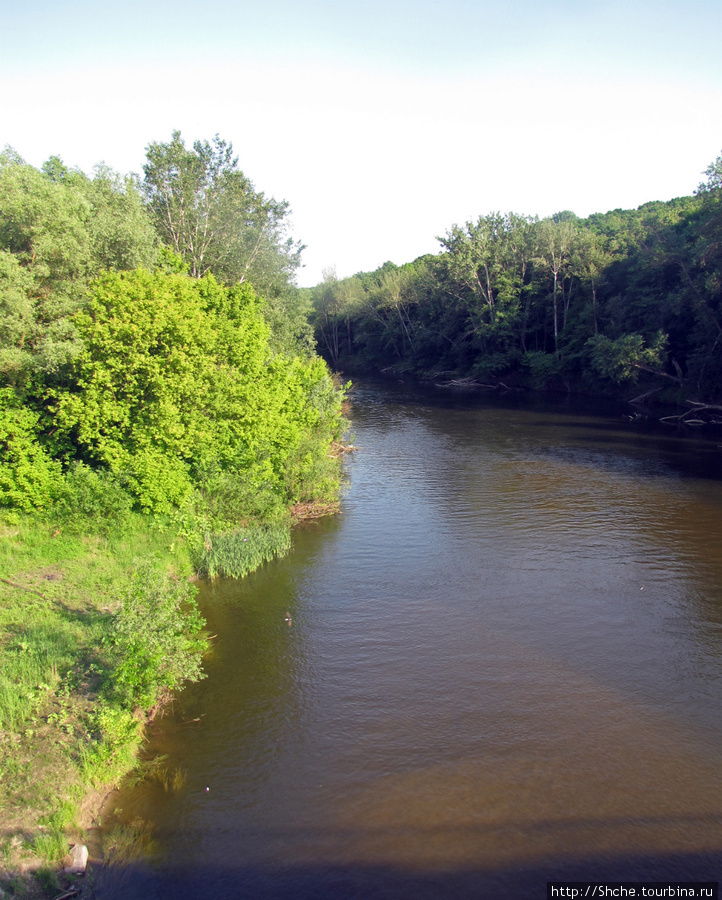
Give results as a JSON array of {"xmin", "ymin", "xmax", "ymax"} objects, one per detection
[{"xmin": 0, "ymin": 509, "xmax": 196, "ymax": 896}]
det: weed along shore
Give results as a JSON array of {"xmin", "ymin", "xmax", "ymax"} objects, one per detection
[{"xmin": 0, "ymin": 495, "xmax": 345, "ymax": 897}]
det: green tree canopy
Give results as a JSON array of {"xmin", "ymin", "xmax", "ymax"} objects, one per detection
[
  {"xmin": 142, "ymin": 131, "xmax": 302, "ymax": 293},
  {"xmin": 0, "ymin": 150, "xmax": 157, "ymax": 384},
  {"xmin": 55, "ymin": 270, "xmax": 343, "ymax": 514}
]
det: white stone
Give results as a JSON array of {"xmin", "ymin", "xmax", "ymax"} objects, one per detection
[{"xmin": 64, "ymin": 843, "xmax": 89, "ymax": 875}]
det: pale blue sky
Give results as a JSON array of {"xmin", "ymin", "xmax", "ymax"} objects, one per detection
[{"xmin": 2, "ymin": 0, "xmax": 721, "ymax": 285}]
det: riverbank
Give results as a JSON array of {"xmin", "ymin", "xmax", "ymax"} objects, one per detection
[
  {"xmin": 0, "ymin": 510, "xmax": 188, "ymax": 896},
  {"xmin": 344, "ymin": 362, "xmax": 722, "ymax": 432},
  {"xmin": 0, "ymin": 468, "xmax": 352, "ymax": 900}
]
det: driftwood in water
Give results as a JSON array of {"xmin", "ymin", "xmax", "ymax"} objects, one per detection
[
  {"xmin": 660, "ymin": 400, "xmax": 722, "ymax": 427},
  {"xmin": 436, "ymin": 376, "xmax": 511, "ymax": 390}
]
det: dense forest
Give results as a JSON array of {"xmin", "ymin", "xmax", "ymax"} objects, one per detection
[{"xmin": 309, "ymin": 151, "xmax": 722, "ymax": 416}]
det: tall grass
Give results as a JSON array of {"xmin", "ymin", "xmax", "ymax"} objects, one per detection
[
  {"xmin": 194, "ymin": 522, "xmax": 292, "ymax": 579},
  {"xmin": 0, "ymin": 625, "xmax": 79, "ymax": 731},
  {"xmin": 0, "ymin": 647, "xmax": 52, "ymax": 732}
]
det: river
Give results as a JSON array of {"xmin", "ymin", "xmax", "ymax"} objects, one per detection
[{"xmin": 95, "ymin": 379, "xmax": 722, "ymax": 898}]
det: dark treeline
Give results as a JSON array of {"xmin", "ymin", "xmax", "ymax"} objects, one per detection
[{"xmin": 309, "ymin": 151, "xmax": 722, "ymax": 409}]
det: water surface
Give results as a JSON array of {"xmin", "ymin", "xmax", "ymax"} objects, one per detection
[{"xmin": 97, "ymin": 381, "xmax": 722, "ymax": 898}]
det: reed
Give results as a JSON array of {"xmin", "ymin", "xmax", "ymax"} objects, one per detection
[{"xmin": 195, "ymin": 522, "xmax": 292, "ymax": 579}]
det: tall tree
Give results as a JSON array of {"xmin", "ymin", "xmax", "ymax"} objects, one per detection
[
  {"xmin": 438, "ymin": 213, "xmax": 532, "ymax": 355},
  {"xmin": 142, "ymin": 131, "xmax": 302, "ymax": 294},
  {"xmin": 311, "ymin": 268, "xmax": 366, "ymax": 368},
  {"xmin": 536, "ymin": 215, "xmax": 579, "ymax": 354}
]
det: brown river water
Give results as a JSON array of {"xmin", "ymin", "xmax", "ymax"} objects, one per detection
[{"xmin": 95, "ymin": 379, "xmax": 722, "ymax": 898}]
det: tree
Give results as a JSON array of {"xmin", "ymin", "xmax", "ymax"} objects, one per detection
[
  {"xmin": 83, "ymin": 164, "xmax": 158, "ymax": 272},
  {"xmin": 437, "ymin": 213, "xmax": 533, "ymax": 358},
  {"xmin": 369, "ymin": 266, "xmax": 419, "ymax": 358},
  {"xmin": 697, "ymin": 150, "xmax": 722, "ymax": 194},
  {"xmin": 573, "ymin": 229, "xmax": 614, "ymax": 335},
  {"xmin": 142, "ymin": 131, "xmax": 303, "ymax": 293},
  {"xmin": 536, "ymin": 215, "xmax": 579, "ymax": 353},
  {"xmin": 0, "ymin": 251, "xmax": 35, "ymax": 383},
  {"xmin": 0, "ymin": 386, "xmax": 62, "ymax": 510},
  {"xmin": 56, "ymin": 269, "xmax": 343, "ymax": 514},
  {"xmin": 586, "ymin": 331, "xmax": 671, "ymax": 385},
  {"xmin": 0, "ymin": 151, "xmax": 157, "ymax": 384},
  {"xmin": 0, "ymin": 151, "xmax": 92, "ymax": 377},
  {"xmin": 310, "ymin": 268, "xmax": 367, "ymax": 368}
]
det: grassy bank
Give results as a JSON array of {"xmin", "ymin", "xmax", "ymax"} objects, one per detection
[
  {"xmin": 0, "ymin": 481, "xmax": 346, "ymax": 898},
  {"xmin": 0, "ymin": 509, "xmax": 201, "ymax": 897}
]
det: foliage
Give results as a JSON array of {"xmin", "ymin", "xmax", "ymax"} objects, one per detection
[
  {"xmin": 142, "ymin": 132, "xmax": 302, "ymax": 288},
  {"xmin": 107, "ymin": 557, "xmax": 206, "ymax": 712},
  {"xmin": 0, "ymin": 150, "xmax": 157, "ymax": 387},
  {"xmin": 82, "ymin": 705, "xmax": 144, "ymax": 786},
  {"xmin": 310, "ymin": 150, "xmax": 722, "ymax": 402},
  {"xmin": 140, "ymin": 130, "xmax": 319, "ymax": 354},
  {"xmin": 521, "ymin": 350, "xmax": 564, "ymax": 390},
  {"xmin": 586, "ymin": 331, "xmax": 668, "ymax": 384},
  {"xmin": 0, "ymin": 386, "xmax": 62, "ymax": 511},
  {"xmin": 53, "ymin": 268, "xmax": 344, "ymax": 515},
  {"xmin": 0, "ymin": 249, "xmax": 36, "ymax": 382},
  {"xmin": 438, "ymin": 212, "xmax": 535, "ymax": 351},
  {"xmin": 52, "ymin": 462, "xmax": 134, "ymax": 535}
]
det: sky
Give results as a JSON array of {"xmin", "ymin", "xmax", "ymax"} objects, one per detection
[{"xmin": 2, "ymin": 0, "xmax": 721, "ymax": 287}]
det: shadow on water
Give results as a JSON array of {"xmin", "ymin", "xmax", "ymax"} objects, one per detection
[
  {"xmin": 94, "ymin": 846, "xmax": 722, "ymax": 899},
  {"xmin": 354, "ymin": 377, "xmax": 722, "ymax": 482}
]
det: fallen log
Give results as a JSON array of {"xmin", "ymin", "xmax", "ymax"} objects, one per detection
[
  {"xmin": 436, "ymin": 376, "xmax": 508, "ymax": 389},
  {"xmin": 660, "ymin": 404, "xmax": 722, "ymax": 426},
  {"xmin": 628, "ymin": 387, "xmax": 662, "ymax": 405}
]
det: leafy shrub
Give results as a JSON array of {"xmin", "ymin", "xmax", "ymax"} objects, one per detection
[
  {"xmin": 108, "ymin": 557, "xmax": 206, "ymax": 712},
  {"xmin": 586, "ymin": 331, "xmax": 668, "ymax": 384},
  {"xmin": 82, "ymin": 705, "xmax": 143, "ymax": 786},
  {"xmin": 521, "ymin": 351, "xmax": 564, "ymax": 389},
  {"xmin": 472, "ymin": 350, "xmax": 521, "ymax": 382},
  {"xmin": 56, "ymin": 270, "xmax": 345, "ymax": 516},
  {"xmin": 121, "ymin": 447, "xmax": 194, "ymax": 514},
  {"xmin": 193, "ymin": 466, "xmax": 287, "ymax": 527},
  {"xmin": 0, "ymin": 387, "xmax": 62, "ymax": 511},
  {"xmin": 52, "ymin": 461, "xmax": 133, "ymax": 533}
]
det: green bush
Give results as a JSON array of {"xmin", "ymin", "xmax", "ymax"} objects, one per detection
[
  {"xmin": 52, "ymin": 461, "xmax": 134, "ymax": 534},
  {"xmin": 586, "ymin": 331, "xmax": 668, "ymax": 384},
  {"xmin": 55, "ymin": 270, "xmax": 345, "ymax": 516},
  {"xmin": 82, "ymin": 705, "xmax": 144, "ymax": 787},
  {"xmin": 0, "ymin": 387, "xmax": 62, "ymax": 511},
  {"xmin": 521, "ymin": 351, "xmax": 564, "ymax": 389},
  {"xmin": 193, "ymin": 466, "xmax": 287, "ymax": 527},
  {"xmin": 107, "ymin": 557, "xmax": 206, "ymax": 712}
]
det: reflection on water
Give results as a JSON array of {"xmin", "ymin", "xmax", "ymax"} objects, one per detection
[{"xmin": 96, "ymin": 381, "xmax": 722, "ymax": 898}]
